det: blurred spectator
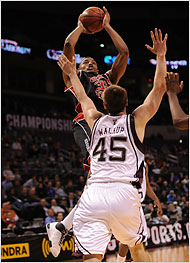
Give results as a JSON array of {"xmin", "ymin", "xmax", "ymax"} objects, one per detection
[
  {"xmin": 4, "ymin": 211, "xmax": 17, "ymax": 229},
  {"xmin": 36, "ymin": 183, "xmax": 47, "ymax": 198},
  {"xmin": 28, "ymin": 187, "xmax": 41, "ymax": 203},
  {"xmin": 2, "ymin": 163, "xmax": 15, "ymax": 181},
  {"xmin": 167, "ymin": 203, "xmax": 178, "ymax": 222},
  {"xmin": 48, "ymin": 153, "xmax": 56, "ymax": 168},
  {"xmin": 43, "ymin": 176, "xmax": 49, "ymax": 185},
  {"xmin": 54, "ymin": 180, "xmax": 67, "ymax": 199},
  {"xmin": 33, "ymin": 159, "xmax": 42, "ymax": 170},
  {"xmin": 18, "ymin": 186, "xmax": 30, "ymax": 203},
  {"xmin": 180, "ymin": 180, "xmax": 189, "ymax": 193},
  {"xmin": 167, "ymin": 190, "xmax": 176, "ymax": 204},
  {"xmin": 173, "ymin": 201, "xmax": 182, "ymax": 221},
  {"xmin": 183, "ymin": 175, "xmax": 189, "ymax": 184},
  {"xmin": 178, "ymin": 172, "xmax": 184, "ymax": 183},
  {"xmin": 45, "ymin": 208, "xmax": 55, "ymax": 225},
  {"xmin": 67, "ymin": 192, "xmax": 78, "ymax": 209},
  {"xmin": 155, "ymin": 154, "xmax": 163, "ymax": 168},
  {"xmin": 1, "ymin": 201, "xmax": 19, "ymax": 222},
  {"xmin": 156, "ymin": 176, "xmax": 163, "ymax": 189},
  {"xmin": 12, "ymin": 139, "xmax": 22, "ymax": 151},
  {"xmin": 23, "ymin": 175, "xmax": 39, "ymax": 189},
  {"xmin": 14, "ymin": 169, "xmax": 21, "ymax": 181},
  {"xmin": 6, "ymin": 188, "xmax": 18, "ymax": 203},
  {"xmin": 159, "ymin": 190, "xmax": 168, "ymax": 204},
  {"xmin": 162, "ymin": 180, "xmax": 170, "ymax": 192},
  {"xmin": 60, "ymin": 198, "xmax": 69, "ymax": 215},
  {"xmin": 15, "ymin": 150, "xmax": 23, "ymax": 162},
  {"xmin": 149, "ymin": 208, "xmax": 169, "ymax": 224},
  {"xmin": 160, "ymin": 202, "xmax": 167, "ymax": 215},
  {"xmin": 3, "ymin": 211, "xmax": 17, "ymax": 229},
  {"xmin": 144, "ymin": 203, "xmax": 154, "ymax": 220},
  {"xmin": 57, "ymin": 212, "xmax": 65, "ymax": 222},
  {"xmin": 46, "ymin": 181, "xmax": 56, "ymax": 199},
  {"xmin": 13, "ymin": 180, "xmax": 22, "ymax": 197},
  {"xmin": 160, "ymin": 161, "xmax": 168, "ymax": 174},
  {"xmin": 149, "ymin": 176, "xmax": 159, "ymax": 192},
  {"xmin": 10, "ymin": 160, "xmax": 19, "ymax": 171},
  {"xmin": 19, "ymin": 161, "xmax": 32, "ymax": 177},
  {"xmin": 40, "ymin": 198, "xmax": 49, "ymax": 217},
  {"xmin": 176, "ymin": 194, "xmax": 182, "ymax": 205},
  {"xmin": 51, "ymin": 199, "xmax": 65, "ymax": 214},
  {"xmin": 182, "ymin": 201, "xmax": 189, "ymax": 221},
  {"xmin": 152, "ymin": 165, "xmax": 161, "ymax": 175},
  {"xmin": 179, "ymin": 196, "xmax": 187, "ymax": 209},
  {"xmin": 65, "ymin": 179, "xmax": 76, "ymax": 194},
  {"xmin": 2, "ymin": 176, "xmax": 13, "ymax": 193},
  {"xmin": 57, "ymin": 156, "xmax": 67, "ymax": 175},
  {"xmin": 28, "ymin": 143, "xmax": 39, "ymax": 158},
  {"xmin": 77, "ymin": 176, "xmax": 86, "ymax": 191}
]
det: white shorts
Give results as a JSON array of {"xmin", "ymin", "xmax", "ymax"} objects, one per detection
[{"xmin": 73, "ymin": 182, "xmax": 147, "ymax": 255}]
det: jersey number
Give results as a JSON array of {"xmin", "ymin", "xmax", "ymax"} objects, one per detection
[{"xmin": 93, "ymin": 137, "xmax": 127, "ymax": 162}]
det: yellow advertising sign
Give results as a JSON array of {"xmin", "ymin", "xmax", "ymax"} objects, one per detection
[
  {"xmin": 42, "ymin": 236, "xmax": 75, "ymax": 258},
  {"xmin": 1, "ymin": 243, "xmax": 30, "ymax": 260}
]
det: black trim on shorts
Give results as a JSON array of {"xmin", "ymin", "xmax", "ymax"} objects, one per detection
[
  {"xmin": 74, "ymin": 234, "xmax": 91, "ymax": 255},
  {"xmin": 137, "ymin": 207, "xmax": 143, "ymax": 235},
  {"xmin": 135, "ymin": 206, "xmax": 145, "ymax": 245},
  {"xmin": 135, "ymin": 236, "xmax": 141, "ymax": 246}
]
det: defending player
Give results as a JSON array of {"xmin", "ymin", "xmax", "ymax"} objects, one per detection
[
  {"xmin": 63, "ymin": 6, "xmax": 129, "ymax": 170},
  {"xmin": 166, "ymin": 72, "xmax": 189, "ymax": 130},
  {"xmin": 47, "ymin": 161, "xmax": 162, "ymax": 260},
  {"xmin": 48, "ymin": 28, "xmax": 167, "ymax": 262}
]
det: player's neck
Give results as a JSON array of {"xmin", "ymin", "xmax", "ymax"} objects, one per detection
[{"xmin": 109, "ymin": 108, "xmax": 126, "ymax": 116}]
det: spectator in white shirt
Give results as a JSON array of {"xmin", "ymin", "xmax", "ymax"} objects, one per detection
[{"xmin": 50, "ymin": 199, "xmax": 65, "ymax": 214}]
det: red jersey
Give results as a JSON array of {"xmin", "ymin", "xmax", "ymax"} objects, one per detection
[{"xmin": 64, "ymin": 71, "xmax": 112, "ymax": 122}]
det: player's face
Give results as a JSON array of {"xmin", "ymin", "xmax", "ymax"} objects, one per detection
[{"xmin": 79, "ymin": 57, "xmax": 98, "ymax": 73}]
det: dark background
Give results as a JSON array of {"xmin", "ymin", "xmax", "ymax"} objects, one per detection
[{"xmin": 1, "ymin": 1, "xmax": 189, "ymax": 125}]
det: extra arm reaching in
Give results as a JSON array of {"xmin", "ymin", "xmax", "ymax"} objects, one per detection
[
  {"xmin": 166, "ymin": 72, "xmax": 189, "ymax": 130},
  {"xmin": 133, "ymin": 28, "xmax": 168, "ymax": 142},
  {"xmin": 145, "ymin": 164, "xmax": 162, "ymax": 216}
]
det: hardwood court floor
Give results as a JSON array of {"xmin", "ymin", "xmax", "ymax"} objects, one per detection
[
  {"xmin": 65, "ymin": 243, "xmax": 189, "ymax": 262},
  {"xmin": 106, "ymin": 244, "xmax": 189, "ymax": 262}
]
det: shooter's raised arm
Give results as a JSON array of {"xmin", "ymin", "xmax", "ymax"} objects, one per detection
[{"xmin": 102, "ymin": 7, "xmax": 129, "ymax": 84}]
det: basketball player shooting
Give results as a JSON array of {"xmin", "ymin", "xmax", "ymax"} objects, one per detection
[
  {"xmin": 62, "ymin": 6, "xmax": 129, "ymax": 171},
  {"xmin": 54, "ymin": 28, "xmax": 167, "ymax": 262}
]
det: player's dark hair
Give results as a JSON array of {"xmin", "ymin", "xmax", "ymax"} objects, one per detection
[{"xmin": 103, "ymin": 85, "xmax": 128, "ymax": 115}]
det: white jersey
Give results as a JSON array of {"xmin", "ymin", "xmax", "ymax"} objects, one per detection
[{"xmin": 88, "ymin": 114, "xmax": 145, "ymax": 185}]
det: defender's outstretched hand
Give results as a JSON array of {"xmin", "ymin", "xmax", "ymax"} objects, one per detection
[
  {"xmin": 145, "ymin": 28, "xmax": 168, "ymax": 56},
  {"xmin": 57, "ymin": 54, "xmax": 76, "ymax": 76},
  {"xmin": 166, "ymin": 72, "xmax": 184, "ymax": 95}
]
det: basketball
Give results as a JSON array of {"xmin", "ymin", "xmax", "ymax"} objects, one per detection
[{"xmin": 80, "ymin": 7, "xmax": 105, "ymax": 33}]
